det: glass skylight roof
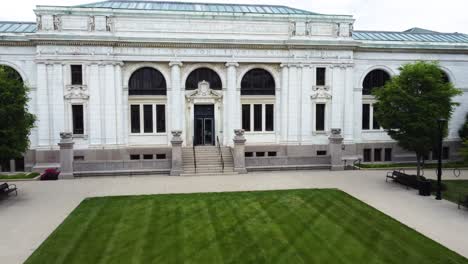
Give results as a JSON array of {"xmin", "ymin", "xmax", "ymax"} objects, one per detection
[
  {"xmin": 353, "ymin": 31, "xmax": 468, "ymax": 43},
  {"xmin": 0, "ymin": 22, "xmax": 36, "ymax": 33}
]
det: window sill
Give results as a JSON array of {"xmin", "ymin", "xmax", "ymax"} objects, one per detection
[
  {"xmin": 129, "ymin": 133, "xmax": 168, "ymax": 136},
  {"xmin": 312, "ymin": 131, "xmax": 328, "ymax": 136},
  {"xmin": 244, "ymin": 131, "xmax": 275, "ymax": 134},
  {"xmin": 73, "ymin": 134, "xmax": 88, "ymax": 139},
  {"xmin": 362, "ymin": 130, "xmax": 385, "ymax": 133}
]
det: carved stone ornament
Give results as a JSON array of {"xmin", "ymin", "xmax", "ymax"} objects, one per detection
[
  {"xmin": 60, "ymin": 132, "xmax": 73, "ymax": 140},
  {"xmin": 53, "ymin": 15, "xmax": 61, "ymax": 31},
  {"xmin": 88, "ymin": 16, "xmax": 95, "ymax": 31},
  {"xmin": 171, "ymin": 130, "xmax": 182, "ymax": 138},
  {"xmin": 185, "ymin": 81, "xmax": 223, "ymax": 101},
  {"xmin": 311, "ymin": 86, "xmax": 332, "ymax": 100},
  {"xmin": 36, "ymin": 15, "xmax": 42, "ymax": 30},
  {"xmin": 64, "ymin": 85, "xmax": 89, "ymax": 100},
  {"xmin": 106, "ymin": 16, "xmax": 113, "ymax": 32},
  {"xmin": 234, "ymin": 129, "xmax": 245, "ymax": 137},
  {"xmin": 331, "ymin": 128, "xmax": 342, "ymax": 135},
  {"xmin": 289, "ymin": 21, "xmax": 296, "ymax": 36}
]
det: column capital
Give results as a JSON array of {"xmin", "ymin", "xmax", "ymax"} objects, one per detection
[
  {"xmin": 225, "ymin": 62, "xmax": 239, "ymax": 68},
  {"xmin": 169, "ymin": 61, "xmax": 183, "ymax": 67},
  {"xmin": 280, "ymin": 63, "xmax": 289, "ymax": 68}
]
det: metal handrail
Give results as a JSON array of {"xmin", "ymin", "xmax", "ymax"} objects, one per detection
[
  {"xmin": 216, "ymin": 136, "xmax": 224, "ymax": 172},
  {"xmin": 192, "ymin": 136, "xmax": 197, "ymax": 173}
]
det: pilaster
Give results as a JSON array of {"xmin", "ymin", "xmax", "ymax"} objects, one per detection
[
  {"xmin": 88, "ymin": 63, "xmax": 102, "ymax": 145},
  {"xmin": 225, "ymin": 62, "xmax": 239, "ymax": 146},
  {"xmin": 280, "ymin": 64, "xmax": 289, "ymax": 143},
  {"xmin": 36, "ymin": 62, "xmax": 50, "ymax": 147},
  {"xmin": 169, "ymin": 61, "xmax": 183, "ymax": 135},
  {"xmin": 343, "ymin": 64, "xmax": 354, "ymax": 142}
]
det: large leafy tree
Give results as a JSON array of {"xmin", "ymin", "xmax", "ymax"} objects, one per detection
[
  {"xmin": 459, "ymin": 114, "xmax": 468, "ymax": 162},
  {"xmin": 0, "ymin": 65, "xmax": 36, "ymax": 165},
  {"xmin": 373, "ymin": 61, "xmax": 461, "ymax": 177}
]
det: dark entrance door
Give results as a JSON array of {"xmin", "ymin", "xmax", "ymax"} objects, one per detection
[{"xmin": 194, "ymin": 105, "xmax": 215, "ymax": 146}]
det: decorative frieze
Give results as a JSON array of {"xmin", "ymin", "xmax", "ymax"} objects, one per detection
[
  {"xmin": 64, "ymin": 85, "xmax": 89, "ymax": 100},
  {"xmin": 53, "ymin": 15, "xmax": 62, "ymax": 31}
]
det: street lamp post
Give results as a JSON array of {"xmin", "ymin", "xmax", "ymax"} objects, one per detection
[{"xmin": 436, "ymin": 118, "xmax": 446, "ymax": 200}]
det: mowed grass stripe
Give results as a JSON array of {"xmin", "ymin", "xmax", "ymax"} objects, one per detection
[{"xmin": 25, "ymin": 189, "xmax": 468, "ymax": 264}]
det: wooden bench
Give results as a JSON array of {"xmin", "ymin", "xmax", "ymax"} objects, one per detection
[
  {"xmin": 0, "ymin": 183, "xmax": 17, "ymax": 197},
  {"xmin": 458, "ymin": 194, "xmax": 468, "ymax": 210},
  {"xmin": 386, "ymin": 170, "xmax": 411, "ymax": 189}
]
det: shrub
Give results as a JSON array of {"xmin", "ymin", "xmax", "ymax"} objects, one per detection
[{"xmin": 40, "ymin": 168, "xmax": 60, "ymax": 181}]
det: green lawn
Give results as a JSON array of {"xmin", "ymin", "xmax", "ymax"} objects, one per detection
[
  {"xmin": 440, "ymin": 180, "xmax": 468, "ymax": 204},
  {"xmin": 0, "ymin": 172, "xmax": 39, "ymax": 180},
  {"xmin": 25, "ymin": 189, "xmax": 467, "ymax": 264}
]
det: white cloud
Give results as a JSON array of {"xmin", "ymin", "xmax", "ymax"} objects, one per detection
[{"xmin": 1, "ymin": 0, "xmax": 467, "ymax": 33}]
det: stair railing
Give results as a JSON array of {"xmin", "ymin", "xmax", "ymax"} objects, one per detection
[
  {"xmin": 216, "ymin": 136, "xmax": 225, "ymax": 172},
  {"xmin": 192, "ymin": 136, "xmax": 197, "ymax": 173}
]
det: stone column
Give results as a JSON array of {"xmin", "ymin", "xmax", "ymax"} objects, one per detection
[
  {"xmin": 343, "ymin": 65, "xmax": 354, "ymax": 142},
  {"xmin": 36, "ymin": 62, "xmax": 50, "ymax": 147},
  {"xmin": 58, "ymin": 132, "xmax": 74, "ymax": 179},
  {"xmin": 225, "ymin": 62, "xmax": 239, "ymax": 146},
  {"xmin": 233, "ymin": 129, "xmax": 247, "ymax": 174},
  {"xmin": 329, "ymin": 128, "xmax": 344, "ymax": 171},
  {"xmin": 280, "ymin": 64, "xmax": 289, "ymax": 143},
  {"xmin": 170, "ymin": 130, "xmax": 183, "ymax": 176},
  {"xmin": 169, "ymin": 61, "xmax": 183, "ymax": 132},
  {"xmin": 88, "ymin": 63, "xmax": 102, "ymax": 145}
]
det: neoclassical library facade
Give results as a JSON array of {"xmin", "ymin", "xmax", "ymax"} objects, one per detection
[{"xmin": 1, "ymin": 0, "xmax": 467, "ymax": 172}]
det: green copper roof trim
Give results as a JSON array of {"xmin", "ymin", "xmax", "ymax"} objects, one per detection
[
  {"xmin": 75, "ymin": 0, "xmax": 319, "ymax": 15},
  {"xmin": 0, "ymin": 21, "xmax": 36, "ymax": 33},
  {"xmin": 353, "ymin": 30, "xmax": 468, "ymax": 43}
]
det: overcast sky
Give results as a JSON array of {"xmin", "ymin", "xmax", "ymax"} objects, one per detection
[{"xmin": 1, "ymin": 0, "xmax": 467, "ymax": 33}]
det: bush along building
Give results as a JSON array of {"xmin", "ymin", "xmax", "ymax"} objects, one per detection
[{"xmin": 0, "ymin": 1, "xmax": 467, "ymax": 176}]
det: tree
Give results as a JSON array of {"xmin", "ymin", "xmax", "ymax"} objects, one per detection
[
  {"xmin": 459, "ymin": 114, "xmax": 468, "ymax": 162},
  {"xmin": 373, "ymin": 61, "xmax": 461, "ymax": 177},
  {"xmin": 0, "ymin": 65, "xmax": 36, "ymax": 165}
]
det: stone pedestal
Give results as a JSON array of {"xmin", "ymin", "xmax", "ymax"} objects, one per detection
[
  {"xmin": 233, "ymin": 129, "xmax": 247, "ymax": 174},
  {"xmin": 9, "ymin": 159, "xmax": 15, "ymax": 173},
  {"xmin": 170, "ymin": 130, "xmax": 183, "ymax": 176},
  {"xmin": 329, "ymin": 128, "xmax": 344, "ymax": 171},
  {"xmin": 58, "ymin": 132, "xmax": 74, "ymax": 179}
]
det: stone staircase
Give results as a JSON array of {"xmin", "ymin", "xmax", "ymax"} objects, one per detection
[{"xmin": 181, "ymin": 146, "xmax": 237, "ymax": 176}]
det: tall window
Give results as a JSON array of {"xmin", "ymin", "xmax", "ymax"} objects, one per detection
[
  {"xmin": 242, "ymin": 104, "xmax": 274, "ymax": 132},
  {"xmin": 363, "ymin": 69, "xmax": 390, "ymax": 95},
  {"xmin": 372, "ymin": 105, "xmax": 380, "ymax": 129},
  {"xmin": 130, "ymin": 104, "xmax": 166, "ymax": 134},
  {"xmin": 71, "ymin": 65, "xmax": 83, "ymax": 85},
  {"xmin": 362, "ymin": 104, "xmax": 370, "ymax": 130},
  {"xmin": 315, "ymin": 104, "xmax": 326, "ymax": 131},
  {"xmin": 374, "ymin": 148, "xmax": 382, "ymax": 162},
  {"xmin": 129, "ymin": 67, "xmax": 167, "ymax": 95},
  {"xmin": 72, "ymin": 105, "xmax": 84, "ymax": 135},
  {"xmin": 185, "ymin": 68, "xmax": 222, "ymax": 90},
  {"xmin": 241, "ymin": 69, "xmax": 275, "ymax": 95},
  {"xmin": 384, "ymin": 148, "xmax": 392, "ymax": 161},
  {"xmin": 363, "ymin": 149, "xmax": 371, "ymax": 162},
  {"xmin": 316, "ymin": 67, "xmax": 326, "ymax": 86}
]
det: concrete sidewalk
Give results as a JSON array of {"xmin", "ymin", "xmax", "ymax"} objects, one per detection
[{"xmin": 1, "ymin": 170, "xmax": 467, "ymax": 263}]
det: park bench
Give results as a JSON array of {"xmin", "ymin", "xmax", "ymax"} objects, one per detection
[
  {"xmin": 386, "ymin": 170, "xmax": 416, "ymax": 189},
  {"xmin": 458, "ymin": 194, "xmax": 468, "ymax": 210},
  {"xmin": 0, "ymin": 183, "xmax": 17, "ymax": 197}
]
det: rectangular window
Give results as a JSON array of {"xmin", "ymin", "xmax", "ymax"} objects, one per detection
[
  {"xmin": 362, "ymin": 104, "xmax": 370, "ymax": 130},
  {"xmin": 442, "ymin": 147, "xmax": 450, "ymax": 160},
  {"xmin": 265, "ymin": 104, "xmax": 274, "ymax": 131},
  {"xmin": 143, "ymin": 154, "xmax": 153, "ymax": 160},
  {"xmin": 156, "ymin": 105, "xmax": 166, "ymax": 133},
  {"xmin": 256, "ymin": 152, "xmax": 265, "ymax": 157},
  {"xmin": 156, "ymin": 154, "xmax": 166, "ymax": 160},
  {"xmin": 374, "ymin": 148, "xmax": 382, "ymax": 162},
  {"xmin": 363, "ymin": 149, "xmax": 371, "ymax": 162},
  {"xmin": 254, "ymin": 104, "xmax": 262, "ymax": 132},
  {"xmin": 372, "ymin": 105, "xmax": 380, "ymax": 129},
  {"xmin": 316, "ymin": 67, "xmax": 326, "ymax": 86},
  {"xmin": 73, "ymin": 156, "xmax": 85, "ymax": 161},
  {"xmin": 130, "ymin": 105, "xmax": 140, "ymax": 133},
  {"xmin": 130, "ymin": 154, "xmax": 140, "ymax": 160},
  {"xmin": 72, "ymin": 105, "xmax": 84, "ymax": 135},
  {"xmin": 143, "ymin": 105, "xmax": 153, "ymax": 133},
  {"xmin": 317, "ymin": 150, "xmax": 327, "ymax": 156},
  {"xmin": 242, "ymin": 104, "xmax": 251, "ymax": 131},
  {"xmin": 316, "ymin": 104, "xmax": 326, "ymax": 131},
  {"xmin": 384, "ymin": 148, "xmax": 392, "ymax": 161},
  {"xmin": 71, "ymin": 65, "xmax": 83, "ymax": 85},
  {"xmin": 245, "ymin": 152, "xmax": 254, "ymax": 157},
  {"xmin": 268, "ymin": 152, "xmax": 277, "ymax": 157}
]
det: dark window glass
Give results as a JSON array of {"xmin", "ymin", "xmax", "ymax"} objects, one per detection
[
  {"xmin": 374, "ymin": 148, "xmax": 382, "ymax": 162},
  {"xmin": 242, "ymin": 104, "xmax": 251, "ymax": 131},
  {"xmin": 363, "ymin": 149, "xmax": 371, "ymax": 162},
  {"xmin": 156, "ymin": 105, "xmax": 166, "ymax": 133},
  {"xmin": 14, "ymin": 157, "xmax": 25, "ymax": 171},
  {"xmin": 256, "ymin": 152, "xmax": 265, "ymax": 157},
  {"xmin": 362, "ymin": 104, "xmax": 370, "ymax": 130},
  {"xmin": 71, "ymin": 65, "xmax": 83, "ymax": 85},
  {"xmin": 130, "ymin": 154, "xmax": 140, "ymax": 160},
  {"xmin": 317, "ymin": 150, "xmax": 327, "ymax": 156},
  {"xmin": 73, "ymin": 156, "xmax": 85, "ymax": 161},
  {"xmin": 185, "ymin": 68, "xmax": 222, "ymax": 90},
  {"xmin": 316, "ymin": 67, "xmax": 326, "ymax": 86},
  {"xmin": 156, "ymin": 154, "xmax": 166, "ymax": 160},
  {"xmin": 363, "ymin": 69, "xmax": 390, "ymax": 95},
  {"xmin": 143, "ymin": 105, "xmax": 153, "ymax": 133},
  {"xmin": 384, "ymin": 148, "xmax": 392, "ymax": 161},
  {"xmin": 268, "ymin": 152, "xmax": 277, "ymax": 157},
  {"xmin": 241, "ymin": 68, "xmax": 275, "ymax": 95},
  {"xmin": 129, "ymin": 67, "xmax": 167, "ymax": 95},
  {"xmin": 441, "ymin": 71, "xmax": 450, "ymax": 83},
  {"xmin": 245, "ymin": 152, "xmax": 254, "ymax": 157},
  {"xmin": 254, "ymin": 104, "xmax": 262, "ymax": 131},
  {"xmin": 316, "ymin": 104, "xmax": 325, "ymax": 131},
  {"xmin": 131, "ymin": 105, "xmax": 140, "ymax": 133},
  {"xmin": 372, "ymin": 105, "xmax": 380, "ymax": 129},
  {"xmin": 442, "ymin": 147, "xmax": 450, "ymax": 160},
  {"xmin": 72, "ymin": 105, "xmax": 84, "ymax": 135},
  {"xmin": 265, "ymin": 104, "xmax": 274, "ymax": 131},
  {"xmin": 143, "ymin": 154, "xmax": 153, "ymax": 160}
]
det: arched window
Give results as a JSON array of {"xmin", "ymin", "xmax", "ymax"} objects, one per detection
[
  {"xmin": 129, "ymin": 67, "xmax": 167, "ymax": 95},
  {"xmin": 0, "ymin": 65, "xmax": 22, "ymax": 83},
  {"xmin": 241, "ymin": 69, "xmax": 275, "ymax": 95},
  {"xmin": 441, "ymin": 71, "xmax": 450, "ymax": 83},
  {"xmin": 185, "ymin": 68, "xmax": 222, "ymax": 90},
  {"xmin": 362, "ymin": 69, "xmax": 390, "ymax": 95}
]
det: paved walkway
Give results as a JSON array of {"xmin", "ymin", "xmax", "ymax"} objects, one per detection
[{"xmin": 1, "ymin": 170, "xmax": 467, "ymax": 264}]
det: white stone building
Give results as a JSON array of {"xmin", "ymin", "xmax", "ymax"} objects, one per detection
[{"xmin": 0, "ymin": 0, "xmax": 467, "ymax": 174}]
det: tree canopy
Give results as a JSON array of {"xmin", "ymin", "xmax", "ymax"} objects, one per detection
[
  {"xmin": 0, "ymin": 65, "xmax": 36, "ymax": 161},
  {"xmin": 373, "ymin": 61, "xmax": 461, "ymax": 175}
]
